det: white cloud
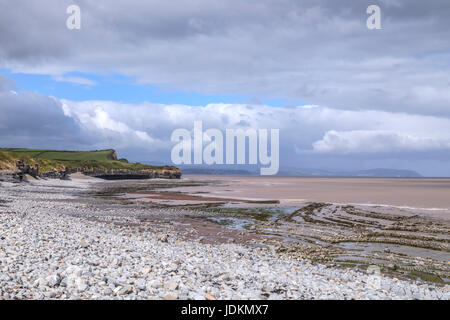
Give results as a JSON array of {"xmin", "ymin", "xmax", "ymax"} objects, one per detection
[
  {"xmin": 312, "ymin": 130, "xmax": 450, "ymax": 154},
  {"xmin": 53, "ymin": 75, "xmax": 97, "ymax": 86},
  {"xmin": 90, "ymin": 108, "xmax": 130, "ymax": 134},
  {"xmin": 61, "ymin": 99, "xmax": 450, "ymax": 158}
]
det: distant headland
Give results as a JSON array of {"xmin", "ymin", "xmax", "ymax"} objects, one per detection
[{"xmin": 0, "ymin": 148, "xmax": 181, "ymax": 182}]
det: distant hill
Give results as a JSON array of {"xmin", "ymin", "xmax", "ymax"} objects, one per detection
[
  {"xmin": 351, "ymin": 168, "xmax": 422, "ymax": 178},
  {"xmin": 181, "ymin": 168, "xmax": 254, "ymax": 175},
  {"xmin": 277, "ymin": 167, "xmax": 423, "ymax": 178},
  {"xmin": 176, "ymin": 164, "xmax": 256, "ymax": 176},
  {"xmin": 176, "ymin": 165, "xmax": 422, "ymax": 178}
]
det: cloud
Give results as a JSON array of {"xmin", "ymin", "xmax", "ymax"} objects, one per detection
[
  {"xmin": 53, "ymin": 75, "xmax": 97, "ymax": 85},
  {"xmin": 2, "ymin": 72, "xmax": 450, "ymax": 175},
  {"xmin": 0, "ymin": 0, "xmax": 449, "ymax": 116},
  {"xmin": 60, "ymin": 99, "xmax": 450, "ymax": 161},
  {"xmin": 312, "ymin": 130, "xmax": 450, "ymax": 154},
  {"xmin": 0, "ymin": 90, "xmax": 88, "ymax": 148},
  {"xmin": 61, "ymin": 102, "xmax": 165, "ymax": 149}
]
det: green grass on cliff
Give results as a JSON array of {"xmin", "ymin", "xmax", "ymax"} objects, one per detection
[
  {"xmin": 0, "ymin": 151, "xmax": 66, "ymax": 172},
  {"xmin": 0, "ymin": 148, "xmax": 178, "ymax": 173},
  {"xmin": 0, "ymin": 148, "xmax": 117, "ymax": 161}
]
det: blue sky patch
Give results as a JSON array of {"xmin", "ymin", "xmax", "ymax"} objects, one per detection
[{"xmin": 1, "ymin": 69, "xmax": 304, "ymax": 107}]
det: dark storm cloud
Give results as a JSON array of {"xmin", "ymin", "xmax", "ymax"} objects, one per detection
[
  {"xmin": 0, "ymin": 0, "xmax": 449, "ymax": 116},
  {"xmin": 0, "ymin": 89, "xmax": 88, "ymax": 148}
]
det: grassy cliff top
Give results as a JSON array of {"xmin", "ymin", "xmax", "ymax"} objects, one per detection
[
  {"xmin": 0, "ymin": 148, "xmax": 178, "ymax": 173},
  {"xmin": 0, "ymin": 148, "xmax": 117, "ymax": 161}
]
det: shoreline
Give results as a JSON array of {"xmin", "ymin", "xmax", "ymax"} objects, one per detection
[{"xmin": 176, "ymin": 175, "xmax": 450, "ymax": 218}]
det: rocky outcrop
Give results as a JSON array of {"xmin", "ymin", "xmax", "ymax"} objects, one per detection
[
  {"xmin": 110, "ymin": 151, "xmax": 118, "ymax": 161},
  {"xmin": 0, "ymin": 160, "xmax": 39, "ymax": 182},
  {"xmin": 16, "ymin": 160, "xmax": 39, "ymax": 177},
  {"xmin": 0, "ymin": 161, "xmax": 181, "ymax": 182}
]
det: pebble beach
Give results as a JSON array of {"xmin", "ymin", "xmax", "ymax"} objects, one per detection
[{"xmin": 0, "ymin": 178, "xmax": 448, "ymax": 300}]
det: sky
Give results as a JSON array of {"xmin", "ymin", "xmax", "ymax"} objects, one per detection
[{"xmin": 0, "ymin": 0, "xmax": 449, "ymax": 176}]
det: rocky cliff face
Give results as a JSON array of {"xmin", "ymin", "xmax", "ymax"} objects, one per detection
[
  {"xmin": 0, "ymin": 161, "xmax": 181, "ymax": 182},
  {"xmin": 0, "ymin": 160, "xmax": 38, "ymax": 182},
  {"xmin": 67, "ymin": 167, "xmax": 182, "ymax": 180}
]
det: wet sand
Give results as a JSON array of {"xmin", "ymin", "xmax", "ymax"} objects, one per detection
[{"xmin": 175, "ymin": 175, "xmax": 450, "ymax": 220}]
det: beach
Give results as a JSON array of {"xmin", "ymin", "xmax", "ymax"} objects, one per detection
[{"xmin": 0, "ymin": 175, "xmax": 448, "ymax": 300}]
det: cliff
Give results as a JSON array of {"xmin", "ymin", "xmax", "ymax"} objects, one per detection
[{"xmin": 0, "ymin": 149, "xmax": 181, "ymax": 182}]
